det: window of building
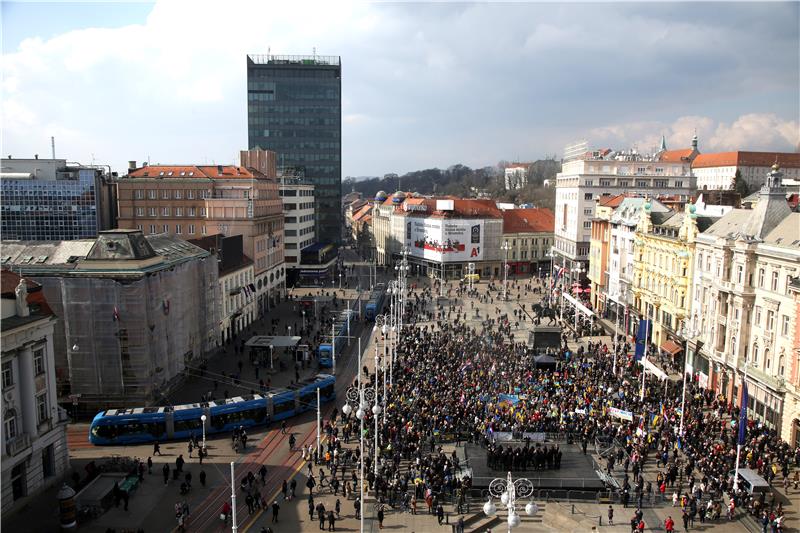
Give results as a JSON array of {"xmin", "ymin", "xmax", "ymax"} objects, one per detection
[
  {"xmin": 162, "ymin": 207, "xmax": 170, "ymax": 216},
  {"xmin": 149, "ymin": 224, "xmax": 156, "ymax": 234},
  {"xmin": 188, "ymin": 207, "xmax": 196, "ymax": 216},
  {"xmin": 162, "ymin": 224, "xmax": 169, "ymax": 233},
  {"xmin": 736, "ymin": 265, "xmax": 743, "ymax": 284},
  {"xmin": 754, "ymin": 306, "xmax": 762, "ymax": 326},
  {"xmin": 584, "ymin": 208, "xmax": 593, "ymax": 215},
  {"xmin": 136, "ymin": 207, "xmax": 144, "ymax": 217},
  {"xmin": 175, "ymin": 207, "xmax": 183, "ymax": 217},
  {"xmin": 33, "ymin": 348, "xmax": 45, "ymax": 376},
  {"xmin": 136, "ymin": 224, "xmax": 142, "ymax": 231},
  {"xmin": 175, "ymin": 224, "xmax": 182, "ymax": 235},
  {"xmin": 10, "ymin": 461, "xmax": 25, "ymax": 501},
  {"xmin": 42, "ymin": 445, "xmax": 55, "ymax": 478},
  {"xmin": 584, "ymin": 193, "xmax": 593, "ymax": 200},
  {"xmin": 199, "ymin": 208, "xmax": 206, "ymax": 217},
  {"xmin": 757, "ymin": 268, "xmax": 765, "ymax": 287},
  {"xmin": 782, "ymin": 315, "xmax": 790, "ymax": 337},
  {"xmin": 766, "ymin": 310, "xmax": 775, "ymax": 331},
  {"xmin": 583, "ymin": 221, "xmax": 592, "ymax": 229},
  {"xmin": 675, "ymin": 181, "xmax": 683, "ymax": 188},
  {"xmin": 201, "ymin": 226, "xmax": 207, "ymax": 235},
  {"xmin": 36, "ymin": 391, "xmax": 48, "ymax": 424},
  {"xmin": 188, "ymin": 224, "xmax": 195, "ymax": 235},
  {"xmin": 161, "ymin": 190, "xmax": 170, "ymax": 199},
  {"xmin": 2, "ymin": 361, "xmax": 13, "ymax": 387},
  {"xmin": 771, "ymin": 271, "xmax": 779, "ymax": 291},
  {"xmin": 187, "ymin": 190, "xmax": 195, "ymax": 199},
  {"xmin": 148, "ymin": 207, "xmax": 156, "ymax": 217},
  {"xmin": 135, "ymin": 190, "xmax": 144, "ymax": 200},
  {"xmin": 148, "ymin": 190, "xmax": 156, "ymax": 199},
  {"xmin": 175, "ymin": 190, "xmax": 182, "ymax": 200}
]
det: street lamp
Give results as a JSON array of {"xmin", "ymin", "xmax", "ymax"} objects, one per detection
[
  {"xmin": 200, "ymin": 414, "xmax": 207, "ymax": 450},
  {"xmin": 610, "ymin": 288, "xmax": 628, "ymax": 376},
  {"xmin": 483, "ymin": 472, "xmax": 538, "ymax": 532},
  {"xmin": 501, "ymin": 241, "xmax": 510, "ymax": 301},
  {"xmin": 342, "ymin": 383, "xmax": 375, "ymax": 533}
]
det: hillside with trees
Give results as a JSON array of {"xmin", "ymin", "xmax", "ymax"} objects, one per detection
[{"xmin": 342, "ymin": 158, "xmax": 561, "ymax": 211}]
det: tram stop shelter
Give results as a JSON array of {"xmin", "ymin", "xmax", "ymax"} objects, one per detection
[{"xmin": 246, "ymin": 335, "xmax": 302, "ymax": 371}]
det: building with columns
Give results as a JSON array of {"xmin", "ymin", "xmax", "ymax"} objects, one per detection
[
  {"xmin": 1, "ymin": 271, "xmax": 69, "ymax": 514},
  {"xmin": 689, "ymin": 164, "xmax": 799, "ymax": 441}
]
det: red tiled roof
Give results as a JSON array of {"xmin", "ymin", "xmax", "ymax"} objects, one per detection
[
  {"xmin": 657, "ymin": 148, "xmax": 694, "ymax": 162},
  {"xmin": 0, "ymin": 270, "xmax": 52, "ymax": 316},
  {"xmin": 502, "ymin": 208, "xmax": 555, "ymax": 234},
  {"xmin": 693, "ymin": 151, "xmax": 800, "ymax": 169},
  {"xmin": 598, "ymin": 194, "xmax": 626, "ymax": 208},
  {"xmin": 352, "ymin": 205, "xmax": 372, "ymax": 222},
  {"xmin": 128, "ymin": 165, "xmax": 263, "ymax": 179}
]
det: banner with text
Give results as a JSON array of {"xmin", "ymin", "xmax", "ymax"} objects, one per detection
[{"xmin": 406, "ymin": 217, "xmax": 484, "ymax": 262}]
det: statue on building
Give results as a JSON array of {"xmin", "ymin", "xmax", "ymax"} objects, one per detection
[{"xmin": 15, "ymin": 278, "xmax": 30, "ymax": 318}]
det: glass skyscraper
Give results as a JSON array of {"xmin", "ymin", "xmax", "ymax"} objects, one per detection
[
  {"xmin": 247, "ymin": 54, "xmax": 342, "ymax": 244},
  {"xmin": 1, "ymin": 158, "xmax": 115, "ymax": 241}
]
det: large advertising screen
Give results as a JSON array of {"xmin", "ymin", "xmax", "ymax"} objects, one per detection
[{"xmin": 406, "ymin": 217, "xmax": 484, "ymax": 262}]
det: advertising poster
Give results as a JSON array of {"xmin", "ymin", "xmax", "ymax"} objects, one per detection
[{"xmin": 406, "ymin": 217, "xmax": 484, "ymax": 262}]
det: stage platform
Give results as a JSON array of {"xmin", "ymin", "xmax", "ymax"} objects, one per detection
[{"xmin": 461, "ymin": 441, "xmax": 606, "ymax": 492}]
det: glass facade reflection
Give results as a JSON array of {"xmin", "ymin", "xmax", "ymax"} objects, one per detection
[
  {"xmin": 1, "ymin": 168, "xmax": 103, "ymax": 241},
  {"xmin": 247, "ymin": 55, "xmax": 341, "ymax": 244}
]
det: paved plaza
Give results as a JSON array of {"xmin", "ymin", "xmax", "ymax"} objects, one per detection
[{"xmin": 3, "ymin": 272, "xmax": 797, "ymax": 533}]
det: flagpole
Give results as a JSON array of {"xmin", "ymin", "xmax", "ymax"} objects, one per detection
[{"xmin": 733, "ymin": 360, "xmax": 749, "ymax": 494}]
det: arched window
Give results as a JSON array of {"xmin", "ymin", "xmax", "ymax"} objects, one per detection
[
  {"xmin": 751, "ymin": 344, "xmax": 759, "ymax": 365},
  {"xmin": 778, "ymin": 353, "xmax": 785, "ymax": 376},
  {"xmin": 764, "ymin": 349, "xmax": 771, "ymax": 370}
]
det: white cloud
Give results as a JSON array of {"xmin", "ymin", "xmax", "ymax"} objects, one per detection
[
  {"xmin": 1, "ymin": 1, "xmax": 797, "ymax": 175},
  {"xmin": 588, "ymin": 113, "xmax": 798, "ymax": 154}
]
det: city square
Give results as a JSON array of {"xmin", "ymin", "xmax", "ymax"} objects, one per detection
[{"xmin": 1, "ymin": 2, "xmax": 799, "ymax": 533}]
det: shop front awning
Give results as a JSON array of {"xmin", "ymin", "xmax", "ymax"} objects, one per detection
[{"xmin": 660, "ymin": 340, "xmax": 683, "ymax": 356}]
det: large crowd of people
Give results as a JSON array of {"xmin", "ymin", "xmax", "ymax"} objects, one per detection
[{"xmin": 325, "ymin": 274, "xmax": 794, "ymax": 531}]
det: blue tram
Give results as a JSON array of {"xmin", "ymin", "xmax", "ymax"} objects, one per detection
[
  {"xmin": 89, "ymin": 374, "xmax": 336, "ymax": 445},
  {"xmin": 318, "ymin": 309, "xmax": 357, "ymax": 367},
  {"xmin": 364, "ymin": 283, "xmax": 386, "ymax": 320}
]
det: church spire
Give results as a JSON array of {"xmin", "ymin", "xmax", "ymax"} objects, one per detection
[{"xmin": 659, "ymin": 134, "xmax": 667, "ymax": 153}]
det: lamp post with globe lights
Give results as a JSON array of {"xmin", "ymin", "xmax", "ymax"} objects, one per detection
[
  {"xmin": 341, "ymin": 379, "xmax": 375, "ymax": 532},
  {"xmin": 200, "ymin": 414, "xmax": 207, "ymax": 451},
  {"xmin": 570, "ymin": 264, "xmax": 586, "ymax": 333},
  {"xmin": 501, "ymin": 240, "xmax": 510, "ymax": 301},
  {"xmin": 483, "ymin": 472, "xmax": 538, "ymax": 532}
]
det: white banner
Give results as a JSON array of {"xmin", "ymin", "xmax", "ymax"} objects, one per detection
[
  {"xmin": 639, "ymin": 358, "xmax": 669, "ymax": 381},
  {"xmin": 698, "ymin": 372, "xmax": 709, "ymax": 389},
  {"xmin": 563, "ymin": 293, "xmax": 594, "ymax": 317},
  {"xmin": 608, "ymin": 407, "xmax": 634, "ymax": 421},
  {"xmin": 406, "ymin": 217, "xmax": 484, "ymax": 262}
]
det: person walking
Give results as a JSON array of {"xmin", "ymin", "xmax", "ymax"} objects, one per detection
[
  {"xmin": 176, "ymin": 454, "xmax": 185, "ymax": 473},
  {"xmin": 271, "ymin": 500, "xmax": 280, "ymax": 523},
  {"xmin": 608, "ymin": 505, "xmax": 614, "ymax": 525},
  {"xmin": 153, "ymin": 441, "xmax": 162, "ymax": 456},
  {"xmin": 327, "ymin": 510, "xmax": 336, "ymax": 531},
  {"xmin": 162, "ymin": 463, "xmax": 170, "ymax": 485},
  {"xmin": 354, "ymin": 497, "xmax": 361, "ymax": 519},
  {"xmin": 147, "ymin": 456, "xmax": 153, "ymax": 474},
  {"xmin": 377, "ymin": 506, "xmax": 385, "ymax": 529},
  {"xmin": 665, "ymin": 515, "xmax": 675, "ymax": 533},
  {"xmin": 199, "ymin": 470, "xmax": 206, "ymax": 487}
]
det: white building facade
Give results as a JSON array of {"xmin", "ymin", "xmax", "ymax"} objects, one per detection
[
  {"xmin": 278, "ymin": 177, "xmax": 316, "ymax": 269},
  {"xmin": 688, "ymin": 165, "xmax": 799, "ymax": 442},
  {"xmin": 1, "ymin": 274, "xmax": 69, "ymax": 514},
  {"xmin": 555, "ymin": 145, "xmax": 696, "ymax": 280},
  {"xmin": 692, "ymin": 152, "xmax": 800, "ymax": 191}
]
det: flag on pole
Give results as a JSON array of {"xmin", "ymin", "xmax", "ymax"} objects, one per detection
[{"xmin": 738, "ymin": 382, "xmax": 749, "ymax": 446}]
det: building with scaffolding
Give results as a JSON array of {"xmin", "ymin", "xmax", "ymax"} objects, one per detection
[{"xmin": 1, "ymin": 229, "xmax": 219, "ymax": 411}]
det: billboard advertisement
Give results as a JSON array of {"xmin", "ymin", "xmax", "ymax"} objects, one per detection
[{"xmin": 406, "ymin": 217, "xmax": 484, "ymax": 262}]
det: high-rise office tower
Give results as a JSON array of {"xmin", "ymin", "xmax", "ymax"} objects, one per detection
[{"xmin": 247, "ymin": 54, "xmax": 342, "ymax": 244}]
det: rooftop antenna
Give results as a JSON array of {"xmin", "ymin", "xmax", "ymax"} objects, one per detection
[{"xmin": 51, "ymin": 136, "xmax": 55, "ymax": 159}]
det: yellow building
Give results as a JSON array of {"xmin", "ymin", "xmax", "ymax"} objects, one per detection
[{"xmin": 632, "ymin": 201, "xmax": 717, "ymax": 353}]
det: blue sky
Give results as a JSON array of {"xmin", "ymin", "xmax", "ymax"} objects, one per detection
[{"xmin": 2, "ymin": 1, "xmax": 798, "ymax": 177}]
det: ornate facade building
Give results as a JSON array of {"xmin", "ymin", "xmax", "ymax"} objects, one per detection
[{"xmin": 689, "ymin": 164, "xmax": 800, "ymax": 443}]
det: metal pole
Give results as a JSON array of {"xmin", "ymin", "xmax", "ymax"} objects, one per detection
[
  {"xmin": 612, "ymin": 296, "xmax": 619, "ymax": 375},
  {"xmin": 374, "ymin": 342, "xmax": 379, "ymax": 477},
  {"xmin": 503, "ymin": 243, "xmax": 508, "ymax": 301},
  {"xmin": 270, "ymin": 345, "xmax": 273, "ymax": 370},
  {"xmin": 332, "ymin": 322, "xmax": 336, "ymax": 376},
  {"xmin": 347, "ymin": 300, "xmax": 351, "ymax": 344},
  {"xmin": 317, "ymin": 387, "xmax": 321, "ymax": 459},
  {"xmin": 383, "ymin": 326, "xmax": 387, "ymax": 426},
  {"xmin": 230, "ymin": 461, "xmax": 237, "ymax": 533}
]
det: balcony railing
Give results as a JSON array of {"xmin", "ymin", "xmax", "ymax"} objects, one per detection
[{"xmin": 5, "ymin": 433, "xmax": 30, "ymax": 457}]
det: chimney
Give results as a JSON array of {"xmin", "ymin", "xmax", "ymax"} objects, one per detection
[
  {"xmin": 128, "ymin": 161, "xmax": 137, "ymax": 171},
  {"xmin": 34, "ymin": 154, "xmax": 39, "ymax": 159}
]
